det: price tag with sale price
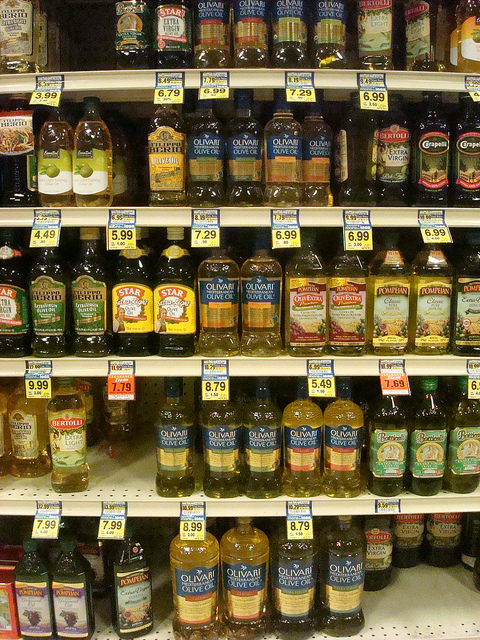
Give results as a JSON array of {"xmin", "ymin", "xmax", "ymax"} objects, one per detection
[
  {"xmin": 358, "ymin": 73, "xmax": 388, "ymax": 111},
  {"xmin": 286, "ymin": 501, "xmax": 313, "ymax": 540},
  {"xmin": 154, "ymin": 72, "xmax": 184, "ymax": 105},
  {"xmin": 199, "ymin": 71, "xmax": 229, "ymax": 100},
  {"xmin": 30, "ymin": 209, "xmax": 61, "ymax": 248},
  {"xmin": 375, "ymin": 498, "xmax": 401, "ymax": 514},
  {"xmin": 107, "ymin": 209, "xmax": 136, "ymax": 250},
  {"xmin": 98, "ymin": 501, "xmax": 127, "ymax": 539},
  {"xmin": 25, "ymin": 360, "xmax": 52, "ymax": 399},
  {"xmin": 285, "ymin": 72, "xmax": 316, "ymax": 103},
  {"xmin": 379, "ymin": 360, "xmax": 410, "ymax": 396},
  {"xmin": 271, "ymin": 209, "xmax": 301, "ymax": 249},
  {"xmin": 202, "ymin": 359, "xmax": 229, "ymax": 401},
  {"xmin": 180, "ymin": 502, "xmax": 206, "ymax": 541},
  {"xmin": 343, "ymin": 210, "xmax": 373, "ymax": 251},
  {"xmin": 191, "ymin": 209, "xmax": 220, "ymax": 248},
  {"xmin": 32, "ymin": 501, "xmax": 61, "ymax": 539},
  {"xmin": 307, "ymin": 360, "xmax": 335, "ymax": 398},
  {"xmin": 30, "ymin": 74, "xmax": 64, "ymax": 107},
  {"xmin": 108, "ymin": 361, "xmax": 135, "ymax": 401},
  {"xmin": 467, "ymin": 360, "xmax": 480, "ymax": 399},
  {"xmin": 465, "ymin": 76, "xmax": 480, "ymax": 102},
  {"xmin": 418, "ymin": 210, "xmax": 452, "ymax": 244}
]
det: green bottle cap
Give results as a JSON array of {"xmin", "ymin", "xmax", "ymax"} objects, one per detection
[
  {"xmin": 23, "ymin": 539, "xmax": 38, "ymax": 553},
  {"xmin": 60, "ymin": 537, "xmax": 77, "ymax": 553},
  {"xmin": 420, "ymin": 376, "xmax": 438, "ymax": 390},
  {"xmin": 458, "ymin": 376, "xmax": 468, "ymax": 391}
]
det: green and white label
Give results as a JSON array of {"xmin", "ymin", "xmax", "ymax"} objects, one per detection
[
  {"xmin": 73, "ymin": 148, "xmax": 109, "ymax": 195},
  {"xmin": 448, "ymin": 427, "xmax": 480, "ymax": 475},
  {"xmin": 369, "ymin": 429, "xmax": 407, "ymax": 477},
  {"xmin": 409, "ymin": 429, "xmax": 447, "ymax": 478},
  {"xmin": 38, "ymin": 149, "xmax": 73, "ymax": 195}
]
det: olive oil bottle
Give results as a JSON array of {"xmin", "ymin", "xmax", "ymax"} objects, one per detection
[{"xmin": 37, "ymin": 107, "xmax": 74, "ymax": 208}]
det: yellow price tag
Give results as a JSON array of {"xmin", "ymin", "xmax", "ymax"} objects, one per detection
[
  {"xmin": 32, "ymin": 517, "xmax": 59, "ymax": 539},
  {"xmin": 30, "ymin": 210, "xmax": 61, "ymax": 248},
  {"xmin": 344, "ymin": 227, "xmax": 373, "ymax": 251},
  {"xmin": 98, "ymin": 518, "xmax": 126, "ymax": 539},
  {"xmin": 191, "ymin": 227, "xmax": 219, "ymax": 248},
  {"xmin": 465, "ymin": 76, "xmax": 480, "ymax": 101},
  {"xmin": 272, "ymin": 227, "xmax": 301, "ymax": 249},
  {"xmin": 308, "ymin": 377, "xmax": 335, "ymax": 398},
  {"xmin": 199, "ymin": 86, "xmax": 229, "ymax": 100},
  {"xmin": 359, "ymin": 89, "xmax": 388, "ymax": 111},
  {"xmin": 180, "ymin": 519, "xmax": 206, "ymax": 541},
  {"xmin": 286, "ymin": 87, "xmax": 315, "ymax": 102},
  {"xmin": 469, "ymin": 91, "xmax": 480, "ymax": 102},
  {"xmin": 468, "ymin": 377, "xmax": 480, "ymax": 399},
  {"xmin": 202, "ymin": 378, "xmax": 229, "ymax": 401},
  {"xmin": 30, "ymin": 227, "xmax": 60, "ymax": 248},
  {"xmin": 420, "ymin": 226, "xmax": 451, "ymax": 243},
  {"xmin": 25, "ymin": 377, "xmax": 51, "ymax": 399},
  {"xmin": 418, "ymin": 210, "xmax": 452, "ymax": 244},
  {"xmin": 287, "ymin": 518, "xmax": 313, "ymax": 540},
  {"xmin": 154, "ymin": 87, "xmax": 184, "ymax": 105},
  {"xmin": 30, "ymin": 90, "xmax": 61, "ymax": 107},
  {"xmin": 108, "ymin": 226, "xmax": 136, "ymax": 250}
]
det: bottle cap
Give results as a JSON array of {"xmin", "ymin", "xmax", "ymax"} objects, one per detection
[
  {"xmin": 237, "ymin": 517, "xmax": 252, "ymax": 525},
  {"xmin": 80, "ymin": 227, "xmax": 100, "ymax": 241},
  {"xmin": 465, "ymin": 230, "xmax": 480, "ymax": 245},
  {"xmin": 301, "ymin": 228, "xmax": 317, "ymax": 247},
  {"xmin": 255, "ymin": 377, "xmax": 270, "ymax": 399},
  {"xmin": 420, "ymin": 376, "xmax": 438, "ymax": 391},
  {"xmin": 458, "ymin": 376, "xmax": 468, "ymax": 391},
  {"xmin": 167, "ymin": 227, "xmax": 184, "ymax": 241},
  {"xmin": 165, "ymin": 377, "xmax": 183, "ymax": 398},
  {"xmin": 235, "ymin": 89, "xmax": 253, "ymax": 110},
  {"xmin": 253, "ymin": 228, "xmax": 270, "ymax": 252},
  {"xmin": 336, "ymin": 377, "xmax": 352, "ymax": 399},
  {"xmin": 296, "ymin": 378, "xmax": 309, "ymax": 399},
  {"xmin": 274, "ymin": 89, "xmax": 291, "ymax": 112},
  {"xmin": 84, "ymin": 96, "xmax": 100, "ymax": 110},
  {"xmin": 23, "ymin": 539, "xmax": 38, "ymax": 553}
]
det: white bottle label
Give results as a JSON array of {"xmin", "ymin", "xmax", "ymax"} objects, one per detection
[
  {"xmin": 9, "ymin": 411, "xmax": 38, "ymax": 459},
  {"xmin": 73, "ymin": 149, "xmax": 109, "ymax": 196},
  {"xmin": 0, "ymin": 0, "xmax": 33, "ymax": 57}
]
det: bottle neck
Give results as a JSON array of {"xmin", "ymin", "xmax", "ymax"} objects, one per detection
[{"xmin": 236, "ymin": 107, "xmax": 252, "ymax": 118}]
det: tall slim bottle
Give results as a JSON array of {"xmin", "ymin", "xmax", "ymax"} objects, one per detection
[
  {"xmin": 424, "ymin": 513, "xmax": 462, "ymax": 567},
  {"xmin": 323, "ymin": 377, "xmax": 364, "ymax": 498},
  {"xmin": 405, "ymin": 0, "xmax": 444, "ymax": 70},
  {"xmin": 392, "ymin": 514, "xmax": 424, "ymax": 568},
  {"xmin": 271, "ymin": 0, "xmax": 309, "ymax": 67},
  {"xmin": 313, "ymin": 0, "xmax": 347, "ymax": 67},
  {"xmin": 452, "ymin": 94, "xmax": 480, "ymax": 207},
  {"xmin": 220, "ymin": 518, "xmax": 269, "ymax": 639},
  {"xmin": 154, "ymin": 0, "xmax": 193, "ymax": 68},
  {"xmin": 377, "ymin": 95, "xmax": 411, "ymax": 206},
  {"xmin": 233, "ymin": 0, "xmax": 268, "ymax": 67},
  {"xmin": 73, "ymin": 97, "xmax": 113, "ymax": 207},
  {"xmin": 363, "ymin": 515, "xmax": 393, "ymax": 592},
  {"xmin": 357, "ymin": 0, "xmax": 394, "ymax": 69},
  {"xmin": 302, "ymin": 103, "xmax": 333, "ymax": 206},
  {"xmin": 194, "ymin": 0, "xmax": 230, "ymax": 67},
  {"xmin": 37, "ymin": 107, "xmax": 74, "ymax": 207},
  {"xmin": 115, "ymin": 0, "xmax": 152, "ymax": 69},
  {"xmin": 453, "ymin": 231, "xmax": 480, "ymax": 355}
]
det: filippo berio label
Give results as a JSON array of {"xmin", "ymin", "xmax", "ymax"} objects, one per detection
[
  {"xmin": 10, "ymin": 411, "xmax": 38, "ymax": 460},
  {"xmin": 272, "ymin": 559, "xmax": 316, "ymax": 620},
  {"xmin": 114, "ymin": 567, "xmax": 153, "ymax": 635},
  {"xmin": 72, "ymin": 276, "xmax": 107, "ymax": 336},
  {"xmin": 409, "ymin": 429, "xmax": 447, "ymax": 478},
  {"xmin": 30, "ymin": 276, "xmax": 66, "ymax": 336},
  {"xmin": 223, "ymin": 561, "xmax": 267, "ymax": 621},
  {"xmin": 325, "ymin": 554, "xmax": 364, "ymax": 614},
  {"xmin": 174, "ymin": 565, "xmax": 217, "ymax": 625},
  {"xmin": 0, "ymin": 0, "xmax": 34, "ymax": 57},
  {"xmin": 148, "ymin": 126, "xmax": 185, "ymax": 193},
  {"xmin": 52, "ymin": 581, "xmax": 89, "ymax": 638}
]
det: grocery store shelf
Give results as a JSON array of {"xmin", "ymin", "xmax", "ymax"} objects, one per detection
[{"xmin": 1, "ymin": 207, "xmax": 479, "ymax": 229}]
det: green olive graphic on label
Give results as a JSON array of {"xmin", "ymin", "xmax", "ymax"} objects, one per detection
[
  {"xmin": 79, "ymin": 165, "xmax": 93, "ymax": 178},
  {"xmin": 46, "ymin": 165, "xmax": 60, "ymax": 178},
  {"xmin": 473, "ymin": 30, "xmax": 480, "ymax": 43}
]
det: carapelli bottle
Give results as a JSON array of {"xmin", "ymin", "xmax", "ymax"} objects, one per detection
[
  {"xmin": 363, "ymin": 515, "xmax": 393, "ymax": 592},
  {"xmin": 233, "ymin": 0, "xmax": 268, "ymax": 67},
  {"xmin": 424, "ymin": 513, "xmax": 462, "ymax": 567},
  {"xmin": 392, "ymin": 514, "xmax": 425, "ymax": 568},
  {"xmin": 452, "ymin": 94, "xmax": 480, "ymax": 207}
]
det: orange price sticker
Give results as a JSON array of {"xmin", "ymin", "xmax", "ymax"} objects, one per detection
[
  {"xmin": 379, "ymin": 360, "xmax": 410, "ymax": 396},
  {"xmin": 107, "ymin": 361, "xmax": 135, "ymax": 401}
]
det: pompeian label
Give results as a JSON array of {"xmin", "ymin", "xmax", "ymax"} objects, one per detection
[
  {"xmin": 0, "ymin": 285, "xmax": 29, "ymax": 334},
  {"xmin": 10, "ymin": 411, "xmax": 38, "ymax": 460},
  {"xmin": 377, "ymin": 126, "xmax": 410, "ymax": 184},
  {"xmin": 303, "ymin": 136, "xmax": 331, "ymax": 184},
  {"xmin": 228, "ymin": 132, "xmax": 262, "ymax": 183},
  {"xmin": 72, "ymin": 276, "xmax": 107, "ymax": 336},
  {"xmin": 325, "ymin": 554, "xmax": 364, "ymax": 614},
  {"xmin": 285, "ymin": 424, "xmax": 321, "ymax": 473},
  {"xmin": 266, "ymin": 133, "xmax": 301, "ymax": 184},
  {"xmin": 288, "ymin": 277, "xmax": 327, "ymax": 346},
  {"xmin": 369, "ymin": 428, "xmax": 407, "ymax": 478},
  {"xmin": 203, "ymin": 425, "xmax": 241, "ymax": 473},
  {"xmin": 427, "ymin": 513, "xmax": 462, "ymax": 548},
  {"xmin": 461, "ymin": 16, "xmax": 480, "ymax": 63},
  {"xmin": 174, "ymin": 566, "xmax": 217, "ymax": 626},
  {"xmin": 156, "ymin": 424, "xmax": 191, "ymax": 472},
  {"xmin": 272, "ymin": 0, "xmax": 307, "ymax": 44},
  {"xmin": 195, "ymin": 1, "xmax": 230, "ymax": 50},
  {"xmin": 393, "ymin": 514, "xmax": 424, "ymax": 548},
  {"xmin": 246, "ymin": 425, "xmax": 281, "ymax": 473},
  {"xmin": 455, "ymin": 278, "xmax": 480, "ymax": 346},
  {"xmin": 38, "ymin": 149, "xmax": 73, "ymax": 196},
  {"xmin": 456, "ymin": 132, "xmax": 480, "ymax": 190},
  {"xmin": 0, "ymin": 111, "xmax": 34, "ymax": 156},
  {"xmin": 372, "ymin": 276, "xmax": 410, "ymax": 348},
  {"xmin": 314, "ymin": 0, "xmax": 346, "ymax": 46},
  {"xmin": 155, "ymin": 4, "xmax": 192, "ymax": 52},
  {"xmin": 325, "ymin": 423, "xmax": 363, "ymax": 472},
  {"xmin": 188, "ymin": 132, "xmax": 223, "ymax": 182},
  {"xmin": 272, "ymin": 560, "xmax": 316, "ymax": 620},
  {"xmin": 199, "ymin": 276, "xmax": 238, "ymax": 330},
  {"xmin": 154, "ymin": 284, "xmax": 196, "ymax": 335},
  {"xmin": 73, "ymin": 149, "xmax": 109, "ymax": 196},
  {"xmin": 447, "ymin": 427, "xmax": 480, "ymax": 475},
  {"xmin": 418, "ymin": 132, "xmax": 449, "ymax": 189},
  {"xmin": 16, "ymin": 580, "xmax": 53, "ymax": 637},
  {"xmin": 30, "ymin": 276, "xmax": 66, "ymax": 336},
  {"xmin": 414, "ymin": 277, "xmax": 452, "ymax": 348},
  {"xmin": 77, "ymin": 544, "xmax": 104, "ymax": 583},
  {"xmin": 112, "ymin": 283, "xmax": 154, "ymax": 334},
  {"xmin": 49, "ymin": 410, "xmax": 87, "ymax": 470},
  {"xmin": 365, "ymin": 528, "xmax": 393, "ymax": 571},
  {"xmin": 358, "ymin": 0, "xmax": 392, "ymax": 57},
  {"xmin": 328, "ymin": 277, "xmax": 366, "ymax": 346},
  {"xmin": 116, "ymin": 1, "xmax": 149, "ymax": 50},
  {"xmin": 233, "ymin": 0, "xmax": 268, "ymax": 50},
  {"xmin": 405, "ymin": 1, "xmax": 430, "ymax": 64},
  {"xmin": 148, "ymin": 127, "xmax": 185, "ymax": 193},
  {"xmin": 114, "ymin": 567, "xmax": 153, "ymax": 634},
  {"xmin": 409, "ymin": 429, "xmax": 447, "ymax": 478},
  {"xmin": 52, "ymin": 581, "xmax": 89, "ymax": 638},
  {"xmin": 242, "ymin": 275, "xmax": 281, "ymax": 330},
  {"xmin": 0, "ymin": 1, "xmax": 33, "ymax": 57},
  {"xmin": 223, "ymin": 562, "xmax": 266, "ymax": 622}
]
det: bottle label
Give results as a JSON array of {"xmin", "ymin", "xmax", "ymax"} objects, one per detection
[
  {"xmin": 78, "ymin": 543, "xmax": 105, "ymax": 583},
  {"xmin": 49, "ymin": 410, "xmax": 86, "ymax": 470},
  {"xmin": 72, "ymin": 276, "xmax": 107, "ymax": 336},
  {"xmin": 461, "ymin": 16, "xmax": 480, "ymax": 62},
  {"xmin": 272, "ymin": 559, "xmax": 316, "ymax": 619},
  {"xmin": 174, "ymin": 565, "xmax": 217, "ymax": 625},
  {"xmin": 16, "ymin": 580, "xmax": 53, "ymax": 637},
  {"xmin": 37, "ymin": 10, "xmax": 47, "ymax": 68},
  {"xmin": 199, "ymin": 276, "xmax": 238, "ymax": 330},
  {"xmin": 52, "ymin": 581, "xmax": 89, "ymax": 638},
  {"xmin": 246, "ymin": 425, "xmax": 281, "ymax": 472},
  {"xmin": 328, "ymin": 277, "xmax": 366, "ymax": 346},
  {"xmin": 73, "ymin": 149, "xmax": 109, "ymax": 196},
  {"xmin": 409, "ymin": 429, "xmax": 447, "ymax": 478},
  {"xmin": 372, "ymin": 276, "xmax": 410, "ymax": 348},
  {"xmin": 427, "ymin": 513, "xmax": 462, "ymax": 548},
  {"xmin": 9, "ymin": 411, "xmax": 38, "ymax": 460},
  {"xmin": 370, "ymin": 428, "xmax": 407, "ymax": 478},
  {"xmin": 266, "ymin": 133, "xmax": 301, "ymax": 184},
  {"xmin": 203, "ymin": 425, "xmax": 241, "ymax": 473},
  {"xmin": 377, "ymin": 126, "xmax": 410, "ymax": 184},
  {"xmin": 358, "ymin": 0, "xmax": 392, "ymax": 56},
  {"xmin": 303, "ymin": 135, "xmax": 331, "ymax": 184},
  {"xmin": 285, "ymin": 424, "xmax": 321, "ymax": 472},
  {"xmin": 30, "ymin": 276, "xmax": 66, "ymax": 336},
  {"xmin": 116, "ymin": 1, "xmax": 149, "ymax": 50},
  {"xmin": 456, "ymin": 133, "xmax": 480, "ymax": 189},
  {"xmin": 448, "ymin": 427, "xmax": 480, "ymax": 475},
  {"xmin": 233, "ymin": 0, "xmax": 268, "ymax": 50},
  {"xmin": 75, "ymin": 380, "xmax": 93, "ymax": 426},
  {"xmin": 154, "ymin": 284, "xmax": 196, "ymax": 335},
  {"xmin": 156, "ymin": 5, "xmax": 192, "ymax": 52},
  {"xmin": 324, "ymin": 423, "xmax": 363, "ymax": 472},
  {"xmin": 29, "ymin": 152, "xmax": 37, "ymax": 192},
  {"xmin": 393, "ymin": 515, "xmax": 424, "ymax": 548},
  {"xmin": 113, "ymin": 155, "xmax": 128, "ymax": 196},
  {"xmin": 0, "ymin": 285, "xmax": 30, "ymax": 334},
  {"xmin": 195, "ymin": 1, "xmax": 229, "ymax": 50},
  {"xmin": 0, "ymin": 111, "xmax": 34, "ymax": 156},
  {"xmin": 0, "ymin": 0, "xmax": 33, "ymax": 57},
  {"xmin": 228, "ymin": 132, "xmax": 262, "ymax": 183},
  {"xmin": 365, "ymin": 528, "xmax": 392, "ymax": 571},
  {"xmin": 326, "ymin": 554, "xmax": 364, "ymax": 614},
  {"xmin": 188, "ymin": 132, "xmax": 223, "ymax": 182},
  {"xmin": 112, "ymin": 283, "xmax": 154, "ymax": 334},
  {"xmin": 334, "ymin": 130, "xmax": 348, "ymax": 182},
  {"xmin": 314, "ymin": 0, "xmax": 346, "ymax": 46},
  {"xmin": 272, "ymin": 0, "xmax": 307, "ymax": 44},
  {"xmin": 405, "ymin": 1, "xmax": 430, "ymax": 64},
  {"xmin": 418, "ymin": 132, "xmax": 449, "ymax": 189},
  {"xmin": 114, "ymin": 567, "xmax": 152, "ymax": 634},
  {"xmin": 288, "ymin": 277, "xmax": 327, "ymax": 346},
  {"xmin": 414, "ymin": 277, "xmax": 452, "ymax": 348},
  {"xmin": 156, "ymin": 425, "xmax": 191, "ymax": 471},
  {"xmin": 148, "ymin": 127, "xmax": 185, "ymax": 193},
  {"xmin": 223, "ymin": 561, "xmax": 266, "ymax": 621},
  {"xmin": 455, "ymin": 278, "xmax": 480, "ymax": 345},
  {"xmin": 38, "ymin": 149, "xmax": 73, "ymax": 196},
  {"xmin": 242, "ymin": 275, "xmax": 281, "ymax": 330}
]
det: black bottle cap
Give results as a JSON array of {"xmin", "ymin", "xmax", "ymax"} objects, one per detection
[{"xmin": 165, "ymin": 377, "xmax": 184, "ymax": 398}]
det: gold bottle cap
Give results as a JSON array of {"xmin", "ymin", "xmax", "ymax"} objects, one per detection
[
  {"xmin": 237, "ymin": 517, "xmax": 253, "ymax": 525},
  {"xmin": 80, "ymin": 227, "xmax": 100, "ymax": 240}
]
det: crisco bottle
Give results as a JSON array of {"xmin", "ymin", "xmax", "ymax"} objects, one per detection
[
  {"xmin": 271, "ymin": 0, "xmax": 309, "ymax": 66},
  {"xmin": 313, "ymin": 0, "xmax": 347, "ymax": 67},
  {"xmin": 115, "ymin": 0, "xmax": 152, "ymax": 69},
  {"xmin": 392, "ymin": 514, "xmax": 424, "ymax": 568},
  {"xmin": 154, "ymin": 0, "xmax": 193, "ymax": 68},
  {"xmin": 453, "ymin": 231, "xmax": 480, "ymax": 355},
  {"xmin": 233, "ymin": 0, "xmax": 268, "ymax": 67},
  {"xmin": 194, "ymin": 0, "xmax": 231, "ymax": 67},
  {"xmin": 425, "ymin": 513, "xmax": 462, "ymax": 567},
  {"xmin": 363, "ymin": 515, "xmax": 393, "ymax": 592},
  {"xmin": 452, "ymin": 94, "xmax": 480, "ymax": 206},
  {"xmin": 302, "ymin": 102, "xmax": 333, "ymax": 206},
  {"xmin": 37, "ymin": 107, "xmax": 74, "ymax": 208}
]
